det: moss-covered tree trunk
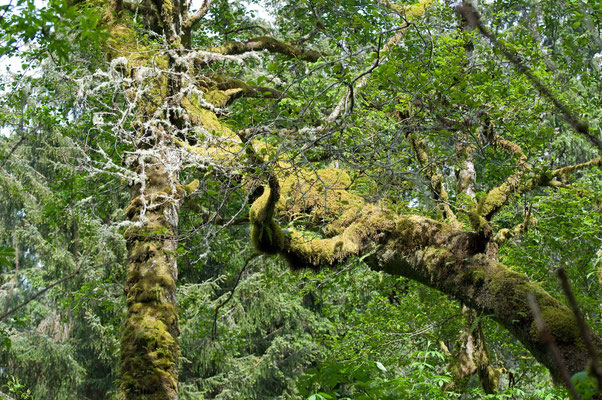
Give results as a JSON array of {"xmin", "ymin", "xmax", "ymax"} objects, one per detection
[
  {"xmin": 120, "ymin": 153, "xmax": 180, "ymax": 399},
  {"xmin": 99, "ymin": 1, "xmax": 185, "ymax": 397}
]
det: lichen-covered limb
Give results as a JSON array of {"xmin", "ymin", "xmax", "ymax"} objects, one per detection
[
  {"xmin": 184, "ymin": 0, "xmax": 212, "ymax": 31},
  {"xmin": 475, "ymin": 157, "xmax": 601, "ymax": 222},
  {"xmin": 208, "ymin": 36, "xmax": 324, "ymax": 62},
  {"xmin": 407, "ymin": 132, "xmax": 460, "ymax": 227}
]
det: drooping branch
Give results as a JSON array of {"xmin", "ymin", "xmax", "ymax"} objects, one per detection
[{"xmin": 208, "ymin": 36, "xmax": 324, "ymax": 62}]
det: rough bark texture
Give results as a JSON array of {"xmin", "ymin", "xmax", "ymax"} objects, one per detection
[{"xmin": 100, "ymin": 3, "xmax": 183, "ymax": 397}]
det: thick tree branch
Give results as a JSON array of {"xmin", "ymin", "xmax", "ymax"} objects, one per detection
[
  {"xmin": 475, "ymin": 157, "xmax": 601, "ymax": 223},
  {"xmin": 248, "ymin": 164, "xmax": 602, "ymax": 385},
  {"xmin": 208, "ymin": 36, "xmax": 324, "ymax": 62}
]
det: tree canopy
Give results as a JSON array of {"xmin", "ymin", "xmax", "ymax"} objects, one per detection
[{"xmin": 0, "ymin": 0, "xmax": 601, "ymax": 399}]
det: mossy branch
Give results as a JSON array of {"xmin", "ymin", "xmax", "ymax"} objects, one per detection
[
  {"xmin": 407, "ymin": 132, "xmax": 460, "ymax": 227},
  {"xmin": 476, "ymin": 157, "xmax": 601, "ymax": 222},
  {"xmin": 208, "ymin": 36, "xmax": 324, "ymax": 62}
]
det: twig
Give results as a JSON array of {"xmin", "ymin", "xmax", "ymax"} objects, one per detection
[
  {"xmin": 0, "ymin": 134, "xmax": 26, "ymax": 169},
  {"xmin": 0, "ymin": 269, "xmax": 80, "ymax": 322},
  {"xmin": 211, "ymin": 253, "xmax": 260, "ymax": 338},
  {"xmin": 557, "ymin": 267, "xmax": 602, "ymax": 389},
  {"xmin": 527, "ymin": 293, "xmax": 580, "ymax": 399}
]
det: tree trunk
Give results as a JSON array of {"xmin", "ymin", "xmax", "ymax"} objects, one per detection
[{"xmin": 121, "ymin": 154, "xmax": 180, "ymax": 399}]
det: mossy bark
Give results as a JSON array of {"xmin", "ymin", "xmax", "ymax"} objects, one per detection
[
  {"xmin": 249, "ymin": 172, "xmax": 601, "ymax": 382},
  {"xmin": 121, "ymin": 156, "xmax": 180, "ymax": 400}
]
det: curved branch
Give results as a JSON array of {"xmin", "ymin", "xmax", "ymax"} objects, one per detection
[
  {"xmin": 280, "ymin": 207, "xmax": 599, "ymax": 383},
  {"xmin": 248, "ymin": 166, "xmax": 602, "ymax": 385},
  {"xmin": 0, "ymin": 269, "xmax": 80, "ymax": 322}
]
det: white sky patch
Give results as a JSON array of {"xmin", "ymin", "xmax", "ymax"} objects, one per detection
[{"xmin": 190, "ymin": 0, "xmax": 274, "ymax": 23}]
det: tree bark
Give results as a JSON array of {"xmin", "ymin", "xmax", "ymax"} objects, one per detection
[
  {"xmin": 249, "ymin": 171, "xmax": 601, "ymax": 383},
  {"xmin": 121, "ymin": 154, "xmax": 180, "ymax": 400}
]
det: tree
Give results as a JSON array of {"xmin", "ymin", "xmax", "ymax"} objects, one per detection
[{"xmin": 0, "ymin": 0, "xmax": 601, "ymax": 398}]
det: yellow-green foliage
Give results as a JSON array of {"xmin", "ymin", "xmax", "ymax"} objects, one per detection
[{"xmin": 278, "ymin": 168, "xmax": 363, "ymax": 234}]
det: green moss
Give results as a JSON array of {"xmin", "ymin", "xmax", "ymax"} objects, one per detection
[
  {"xmin": 536, "ymin": 307, "xmax": 579, "ymax": 344},
  {"xmin": 121, "ymin": 309, "xmax": 178, "ymax": 398},
  {"xmin": 204, "ymin": 90, "xmax": 230, "ymax": 107},
  {"xmin": 477, "ymin": 183, "xmax": 511, "ymax": 218},
  {"xmin": 277, "ymin": 168, "xmax": 363, "ymax": 234}
]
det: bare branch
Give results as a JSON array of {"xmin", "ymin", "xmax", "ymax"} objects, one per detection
[
  {"xmin": 185, "ymin": 0, "xmax": 213, "ymax": 30},
  {"xmin": 212, "ymin": 253, "xmax": 260, "ymax": 338},
  {"xmin": 0, "ymin": 269, "xmax": 80, "ymax": 322}
]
